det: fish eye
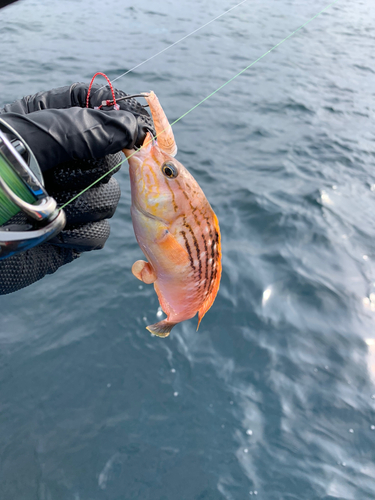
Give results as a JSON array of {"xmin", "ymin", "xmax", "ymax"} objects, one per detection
[{"xmin": 162, "ymin": 162, "xmax": 178, "ymax": 179}]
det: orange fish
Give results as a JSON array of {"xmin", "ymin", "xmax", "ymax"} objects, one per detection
[{"xmin": 123, "ymin": 92, "xmax": 221, "ymax": 337}]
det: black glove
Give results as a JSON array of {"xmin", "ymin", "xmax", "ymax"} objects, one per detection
[{"xmin": 0, "ymin": 83, "xmax": 154, "ymax": 295}]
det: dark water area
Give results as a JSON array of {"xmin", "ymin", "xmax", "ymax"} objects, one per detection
[{"xmin": 1, "ymin": 0, "xmax": 375, "ymax": 498}]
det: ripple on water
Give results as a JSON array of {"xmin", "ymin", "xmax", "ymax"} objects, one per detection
[{"xmin": 1, "ymin": 0, "xmax": 375, "ymax": 498}]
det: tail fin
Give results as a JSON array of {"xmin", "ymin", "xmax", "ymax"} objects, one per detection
[{"xmin": 146, "ymin": 320, "xmax": 177, "ymax": 338}]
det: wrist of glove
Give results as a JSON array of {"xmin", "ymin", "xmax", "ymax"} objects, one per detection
[{"xmin": 0, "ymin": 83, "xmax": 154, "ymax": 295}]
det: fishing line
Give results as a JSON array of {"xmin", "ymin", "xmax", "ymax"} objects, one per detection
[
  {"xmin": 93, "ymin": 0, "xmax": 249, "ymax": 94},
  {"xmin": 59, "ymin": 0, "xmax": 338, "ymax": 211}
]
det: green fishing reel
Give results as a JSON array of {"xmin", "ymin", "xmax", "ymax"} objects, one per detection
[{"xmin": 0, "ymin": 120, "xmax": 66, "ymax": 260}]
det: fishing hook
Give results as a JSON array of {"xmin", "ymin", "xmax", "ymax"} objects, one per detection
[{"xmin": 101, "ymin": 94, "xmax": 149, "ymax": 108}]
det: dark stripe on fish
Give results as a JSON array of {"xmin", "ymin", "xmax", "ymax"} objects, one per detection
[
  {"xmin": 175, "ymin": 179, "xmax": 190, "ymax": 201},
  {"xmin": 184, "ymin": 218, "xmax": 202, "ymax": 283},
  {"xmin": 188, "ymin": 204, "xmax": 208, "ymax": 289},
  {"xmin": 208, "ymin": 229, "xmax": 220, "ymax": 295},
  {"xmin": 196, "ymin": 208, "xmax": 214, "ymax": 293},
  {"xmin": 205, "ymin": 226, "xmax": 218, "ymax": 295},
  {"xmin": 201, "ymin": 232, "xmax": 209, "ymax": 290},
  {"xmin": 165, "ymin": 178, "xmax": 178, "ymax": 212},
  {"xmin": 180, "ymin": 230, "xmax": 195, "ymax": 271},
  {"xmin": 189, "ymin": 201, "xmax": 199, "ymax": 219}
]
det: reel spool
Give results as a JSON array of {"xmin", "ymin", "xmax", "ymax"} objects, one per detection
[{"xmin": 0, "ymin": 120, "xmax": 66, "ymax": 260}]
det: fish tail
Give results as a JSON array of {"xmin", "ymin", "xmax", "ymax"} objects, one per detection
[
  {"xmin": 196, "ymin": 314, "xmax": 203, "ymax": 331},
  {"xmin": 146, "ymin": 319, "xmax": 177, "ymax": 338}
]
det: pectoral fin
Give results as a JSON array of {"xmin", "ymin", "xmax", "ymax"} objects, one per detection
[
  {"xmin": 146, "ymin": 319, "xmax": 177, "ymax": 338},
  {"xmin": 158, "ymin": 231, "xmax": 190, "ymax": 266},
  {"xmin": 132, "ymin": 260, "xmax": 157, "ymax": 284}
]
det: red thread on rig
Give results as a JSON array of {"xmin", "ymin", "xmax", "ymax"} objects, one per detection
[{"xmin": 86, "ymin": 72, "xmax": 117, "ymax": 109}]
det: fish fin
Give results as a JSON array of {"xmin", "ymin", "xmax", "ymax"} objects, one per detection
[
  {"xmin": 158, "ymin": 231, "xmax": 190, "ymax": 267},
  {"xmin": 132, "ymin": 260, "xmax": 157, "ymax": 284},
  {"xmin": 146, "ymin": 319, "xmax": 177, "ymax": 338},
  {"xmin": 196, "ymin": 314, "xmax": 203, "ymax": 331},
  {"xmin": 197, "ymin": 284, "xmax": 219, "ymax": 331},
  {"xmin": 154, "ymin": 281, "xmax": 173, "ymax": 319}
]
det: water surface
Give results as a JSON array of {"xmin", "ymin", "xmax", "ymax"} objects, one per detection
[{"xmin": 1, "ymin": 0, "xmax": 375, "ymax": 498}]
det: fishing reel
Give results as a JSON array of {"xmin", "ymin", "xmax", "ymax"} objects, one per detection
[{"xmin": 0, "ymin": 119, "xmax": 66, "ymax": 260}]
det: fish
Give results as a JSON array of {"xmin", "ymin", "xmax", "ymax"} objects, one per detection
[{"xmin": 123, "ymin": 91, "xmax": 221, "ymax": 337}]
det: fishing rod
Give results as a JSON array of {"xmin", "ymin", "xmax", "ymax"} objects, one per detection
[
  {"xmin": 0, "ymin": 0, "xmax": 338, "ymax": 256},
  {"xmin": 0, "ymin": 0, "xmax": 249, "ymax": 258},
  {"xmin": 93, "ymin": 0, "xmax": 250, "ymax": 94},
  {"xmin": 59, "ymin": 0, "xmax": 339, "ymax": 211}
]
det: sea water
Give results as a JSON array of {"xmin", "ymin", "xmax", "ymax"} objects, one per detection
[{"xmin": 0, "ymin": 0, "xmax": 375, "ymax": 498}]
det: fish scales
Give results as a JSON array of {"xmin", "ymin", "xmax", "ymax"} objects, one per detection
[{"xmin": 124, "ymin": 91, "xmax": 221, "ymax": 337}]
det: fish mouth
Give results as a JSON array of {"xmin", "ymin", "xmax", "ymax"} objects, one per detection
[
  {"xmin": 125, "ymin": 132, "xmax": 155, "ymax": 160},
  {"xmin": 130, "ymin": 146, "xmax": 147, "ymax": 159},
  {"xmin": 123, "ymin": 135, "xmax": 155, "ymax": 163},
  {"xmin": 124, "ymin": 147, "xmax": 148, "ymax": 163}
]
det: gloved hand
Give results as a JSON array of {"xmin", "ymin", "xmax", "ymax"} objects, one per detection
[{"xmin": 0, "ymin": 82, "xmax": 154, "ymax": 295}]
